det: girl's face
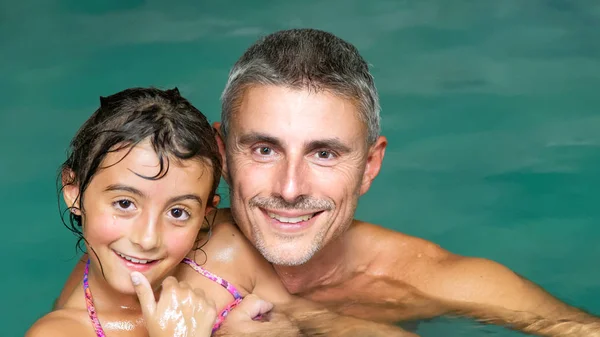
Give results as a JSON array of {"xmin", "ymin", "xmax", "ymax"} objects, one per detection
[{"xmin": 64, "ymin": 140, "xmax": 217, "ymax": 294}]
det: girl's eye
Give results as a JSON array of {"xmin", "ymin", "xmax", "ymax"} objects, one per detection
[
  {"xmin": 169, "ymin": 208, "xmax": 190, "ymax": 221},
  {"xmin": 113, "ymin": 199, "xmax": 135, "ymax": 211}
]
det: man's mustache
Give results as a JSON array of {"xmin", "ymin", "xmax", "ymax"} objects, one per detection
[{"xmin": 249, "ymin": 195, "xmax": 334, "ymax": 211}]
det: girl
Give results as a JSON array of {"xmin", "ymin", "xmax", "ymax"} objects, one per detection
[{"xmin": 27, "ymin": 87, "xmax": 228, "ymax": 337}]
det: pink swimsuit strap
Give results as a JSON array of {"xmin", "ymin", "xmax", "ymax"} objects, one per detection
[
  {"xmin": 83, "ymin": 259, "xmax": 106, "ymax": 337},
  {"xmin": 181, "ymin": 258, "xmax": 244, "ymax": 333}
]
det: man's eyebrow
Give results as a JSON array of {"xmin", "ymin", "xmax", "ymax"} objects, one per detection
[
  {"xmin": 237, "ymin": 133, "xmax": 352, "ymax": 153},
  {"xmin": 305, "ymin": 138, "xmax": 352, "ymax": 154},
  {"xmin": 238, "ymin": 132, "xmax": 283, "ymax": 148}
]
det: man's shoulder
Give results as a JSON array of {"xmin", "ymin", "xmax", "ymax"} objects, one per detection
[
  {"xmin": 211, "ymin": 213, "xmax": 253, "ymax": 250},
  {"xmin": 350, "ymin": 219, "xmax": 453, "ymax": 263},
  {"xmin": 201, "ymin": 210, "xmax": 265, "ymax": 267},
  {"xmin": 350, "ymin": 219, "xmax": 507, "ymax": 270},
  {"xmin": 352, "ymin": 220, "xmax": 517, "ymax": 297},
  {"xmin": 25, "ymin": 309, "xmax": 89, "ymax": 337}
]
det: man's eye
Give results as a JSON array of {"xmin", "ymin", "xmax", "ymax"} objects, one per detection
[
  {"xmin": 316, "ymin": 150, "xmax": 334, "ymax": 159},
  {"xmin": 318, "ymin": 151, "xmax": 329, "ymax": 158},
  {"xmin": 257, "ymin": 147, "xmax": 272, "ymax": 155}
]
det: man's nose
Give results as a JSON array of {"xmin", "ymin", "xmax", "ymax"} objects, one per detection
[{"xmin": 275, "ymin": 158, "xmax": 309, "ymax": 203}]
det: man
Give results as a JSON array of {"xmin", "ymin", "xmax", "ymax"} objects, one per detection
[{"xmin": 58, "ymin": 29, "xmax": 600, "ymax": 336}]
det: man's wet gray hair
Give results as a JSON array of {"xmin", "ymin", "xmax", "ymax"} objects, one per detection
[{"xmin": 220, "ymin": 28, "xmax": 381, "ymax": 145}]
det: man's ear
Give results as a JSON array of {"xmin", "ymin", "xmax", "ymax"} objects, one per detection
[
  {"xmin": 213, "ymin": 122, "xmax": 230, "ymax": 184},
  {"xmin": 359, "ymin": 136, "xmax": 387, "ymax": 196},
  {"xmin": 62, "ymin": 168, "xmax": 81, "ymax": 215}
]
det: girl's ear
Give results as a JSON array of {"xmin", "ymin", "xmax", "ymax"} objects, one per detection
[
  {"xmin": 62, "ymin": 168, "xmax": 81, "ymax": 214},
  {"xmin": 205, "ymin": 194, "xmax": 220, "ymax": 215}
]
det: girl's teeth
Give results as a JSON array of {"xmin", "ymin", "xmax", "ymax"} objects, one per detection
[{"xmin": 116, "ymin": 252, "xmax": 152, "ymax": 264}]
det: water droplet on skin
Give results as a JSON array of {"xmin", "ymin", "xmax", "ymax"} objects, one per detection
[
  {"xmin": 104, "ymin": 320, "xmax": 135, "ymax": 331},
  {"xmin": 214, "ymin": 247, "xmax": 235, "ymax": 263}
]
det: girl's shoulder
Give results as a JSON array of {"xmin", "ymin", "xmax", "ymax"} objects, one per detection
[{"xmin": 26, "ymin": 308, "xmax": 92, "ymax": 337}]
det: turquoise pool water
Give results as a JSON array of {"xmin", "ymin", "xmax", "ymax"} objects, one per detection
[{"xmin": 2, "ymin": 1, "xmax": 599, "ymax": 335}]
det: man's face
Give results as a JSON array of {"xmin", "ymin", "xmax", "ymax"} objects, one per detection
[{"xmin": 220, "ymin": 85, "xmax": 386, "ymax": 266}]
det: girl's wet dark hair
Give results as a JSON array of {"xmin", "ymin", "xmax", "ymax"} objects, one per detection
[{"xmin": 58, "ymin": 87, "xmax": 222, "ymax": 253}]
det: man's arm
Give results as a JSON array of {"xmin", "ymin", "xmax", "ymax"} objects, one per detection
[
  {"xmin": 216, "ymin": 295, "xmax": 417, "ymax": 337},
  {"xmin": 274, "ymin": 296, "xmax": 419, "ymax": 337},
  {"xmin": 199, "ymin": 215, "xmax": 418, "ymax": 337},
  {"xmin": 432, "ymin": 255, "xmax": 600, "ymax": 336}
]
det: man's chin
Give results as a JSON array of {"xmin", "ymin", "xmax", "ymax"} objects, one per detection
[
  {"xmin": 266, "ymin": 256, "xmax": 311, "ymax": 267},
  {"xmin": 257, "ymin": 243, "xmax": 318, "ymax": 267}
]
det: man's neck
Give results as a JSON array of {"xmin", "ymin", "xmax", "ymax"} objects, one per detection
[{"xmin": 272, "ymin": 234, "xmax": 352, "ymax": 295}]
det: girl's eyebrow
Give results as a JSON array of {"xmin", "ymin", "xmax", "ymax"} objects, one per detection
[
  {"xmin": 105, "ymin": 184, "xmax": 146, "ymax": 198},
  {"xmin": 104, "ymin": 184, "xmax": 203, "ymax": 206}
]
